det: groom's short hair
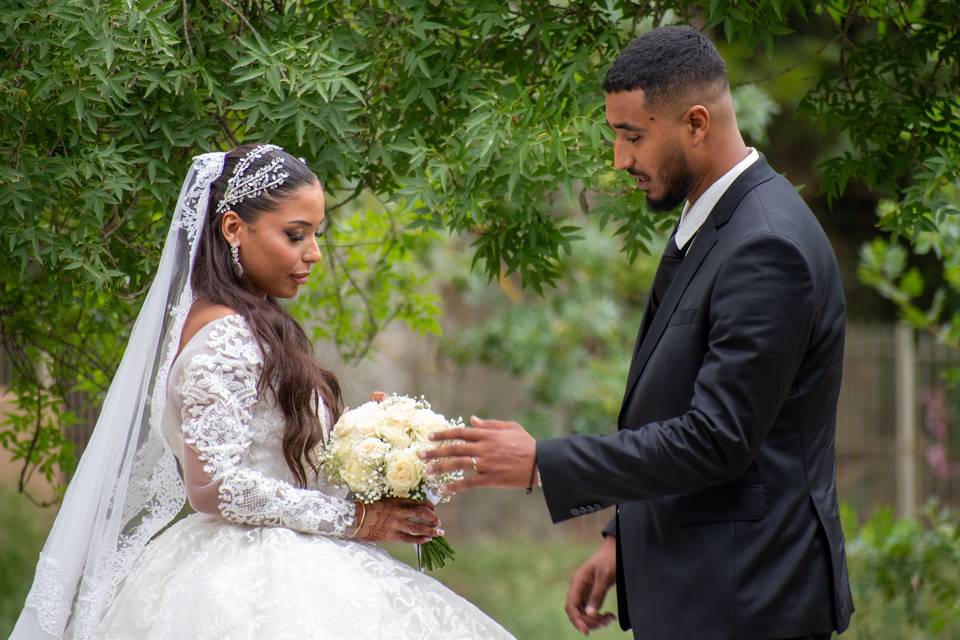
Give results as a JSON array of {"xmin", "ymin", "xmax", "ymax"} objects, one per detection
[{"xmin": 604, "ymin": 25, "xmax": 729, "ymax": 111}]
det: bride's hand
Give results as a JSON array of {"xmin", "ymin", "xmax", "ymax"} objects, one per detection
[
  {"xmin": 352, "ymin": 498, "xmax": 442, "ymax": 544},
  {"xmin": 370, "ymin": 391, "xmax": 387, "ymax": 403}
]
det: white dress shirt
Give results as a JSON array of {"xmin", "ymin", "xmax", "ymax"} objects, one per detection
[{"xmin": 675, "ymin": 148, "xmax": 759, "ymax": 252}]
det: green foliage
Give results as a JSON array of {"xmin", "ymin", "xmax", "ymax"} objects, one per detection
[
  {"xmin": 0, "ymin": 0, "xmax": 796, "ymax": 489},
  {"xmin": 843, "ymin": 501, "xmax": 960, "ymax": 637},
  {"xmin": 2, "ymin": 0, "xmax": 959, "ymax": 493},
  {"xmin": 0, "ymin": 0, "xmax": 654, "ymax": 488},
  {"xmin": 0, "ymin": 384, "xmax": 75, "ymax": 504},
  {"xmin": 801, "ymin": 0, "xmax": 960, "ymax": 366},
  {"xmin": 290, "ymin": 194, "xmax": 442, "ymax": 363},
  {"xmin": 803, "ymin": 0, "xmax": 960, "ymax": 212},
  {"xmin": 441, "ymin": 216, "xmax": 658, "ymax": 437},
  {"xmin": 858, "ymin": 181, "xmax": 960, "ymax": 348},
  {"xmin": 730, "ymin": 84, "xmax": 781, "ymax": 145},
  {"xmin": 438, "ymin": 77, "xmax": 778, "ymax": 438}
]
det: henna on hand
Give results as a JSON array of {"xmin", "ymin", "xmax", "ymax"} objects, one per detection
[
  {"xmin": 355, "ymin": 506, "xmax": 394, "ymax": 541},
  {"xmin": 353, "ymin": 498, "xmax": 440, "ymax": 542}
]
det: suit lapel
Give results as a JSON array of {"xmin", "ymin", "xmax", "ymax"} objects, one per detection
[
  {"xmin": 622, "ymin": 293, "xmax": 655, "ymax": 386},
  {"xmin": 617, "ymin": 157, "xmax": 779, "ymax": 426},
  {"xmin": 619, "ymin": 223, "xmax": 717, "ymax": 417},
  {"xmin": 623, "ymin": 226, "xmax": 680, "ymax": 370}
]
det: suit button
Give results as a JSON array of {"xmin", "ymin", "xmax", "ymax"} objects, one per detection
[{"xmin": 570, "ymin": 508, "xmax": 580, "ymax": 516}]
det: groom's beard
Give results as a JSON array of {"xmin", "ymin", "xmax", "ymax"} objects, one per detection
[{"xmin": 644, "ymin": 145, "xmax": 696, "ymax": 213}]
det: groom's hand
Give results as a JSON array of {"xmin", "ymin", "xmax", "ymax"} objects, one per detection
[
  {"xmin": 566, "ymin": 536, "xmax": 617, "ymax": 635},
  {"xmin": 419, "ymin": 416, "xmax": 536, "ymax": 493}
]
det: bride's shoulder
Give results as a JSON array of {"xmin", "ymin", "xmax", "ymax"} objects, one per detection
[{"xmin": 178, "ymin": 304, "xmax": 244, "ymax": 355}]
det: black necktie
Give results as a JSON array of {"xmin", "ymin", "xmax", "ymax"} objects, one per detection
[{"xmin": 650, "ymin": 233, "xmax": 684, "ymax": 313}]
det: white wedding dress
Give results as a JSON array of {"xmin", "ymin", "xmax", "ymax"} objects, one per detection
[{"xmin": 92, "ymin": 314, "xmax": 515, "ymax": 640}]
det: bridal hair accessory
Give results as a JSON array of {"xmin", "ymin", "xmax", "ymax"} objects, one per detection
[
  {"xmin": 231, "ymin": 243, "xmax": 243, "ymax": 277},
  {"xmin": 215, "ymin": 144, "xmax": 290, "ymax": 215},
  {"xmin": 12, "ymin": 151, "xmax": 227, "ymax": 640}
]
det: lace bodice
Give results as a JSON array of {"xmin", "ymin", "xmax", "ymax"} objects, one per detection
[{"xmin": 160, "ymin": 314, "xmax": 356, "ymax": 537}]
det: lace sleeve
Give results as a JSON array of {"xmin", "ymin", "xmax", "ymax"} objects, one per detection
[{"xmin": 178, "ymin": 315, "xmax": 357, "ymax": 537}]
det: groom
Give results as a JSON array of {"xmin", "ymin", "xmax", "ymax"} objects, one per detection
[{"xmin": 423, "ymin": 25, "xmax": 854, "ymax": 640}]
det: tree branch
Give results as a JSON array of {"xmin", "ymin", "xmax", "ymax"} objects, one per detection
[
  {"xmin": 182, "ymin": 0, "xmax": 196, "ymax": 63},
  {"xmin": 12, "ymin": 118, "xmax": 27, "ymax": 170},
  {"xmin": 331, "ymin": 246, "xmax": 380, "ymax": 362},
  {"xmin": 15, "ymin": 383, "xmax": 58, "ymax": 507},
  {"xmin": 214, "ymin": 112, "xmax": 240, "ymax": 147},
  {"xmin": 17, "ymin": 384, "xmax": 43, "ymax": 495},
  {"xmin": 321, "ymin": 231, "xmax": 346, "ymax": 348},
  {"xmin": 326, "ymin": 182, "xmax": 365, "ymax": 213},
  {"xmin": 326, "ymin": 239, "xmax": 394, "ymax": 249},
  {"xmin": 101, "ymin": 195, "xmax": 140, "ymax": 243},
  {"xmin": 731, "ymin": 35, "xmax": 838, "ymax": 88},
  {"xmin": 218, "ymin": 0, "xmax": 263, "ymax": 40}
]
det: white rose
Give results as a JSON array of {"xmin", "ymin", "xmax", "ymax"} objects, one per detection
[
  {"xmin": 330, "ymin": 433, "xmax": 355, "ymax": 461},
  {"xmin": 378, "ymin": 423, "xmax": 412, "ymax": 449},
  {"xmin": 332, "ymin": 410, "xmax": 357, "ymax": 438},
  {"xmin": 350, "ymin": 403, "xmax": 385, "ymax": 438},
  {"xmin": 384, "ymin": 406, "xmax": 417, "ymax": 430},
  {"xmin": 384, "ymin": 449, "xmax": 423, "ymax": 497},
  {"xmin": 414, "ymin": 409, "xmax": 450, "ymax": 440},
  {"xmin": 343, "ymin": 457, "xmax": 375, "ymax": 493},
  {"xmin": 353, "ymin": 437, "xmax": 390, "ymax": 466}
]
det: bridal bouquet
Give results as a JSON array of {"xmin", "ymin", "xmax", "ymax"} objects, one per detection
[{"xmin": 319, "ymin": 394, "xmax": 463, "ymax": 570}]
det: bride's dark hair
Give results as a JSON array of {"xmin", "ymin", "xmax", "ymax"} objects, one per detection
[{"xmin": 192, "ymin": 143, "xmax": 343, "ymax": 487}]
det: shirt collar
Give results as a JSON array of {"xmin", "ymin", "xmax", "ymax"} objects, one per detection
[{"xmin": 675, "ymin": 148, "xmax": 759, "ymax": 251}]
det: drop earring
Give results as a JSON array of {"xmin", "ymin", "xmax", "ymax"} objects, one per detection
[{"xmin": 231, "ymin": 243, "xmax": 243, "ymax": 278}]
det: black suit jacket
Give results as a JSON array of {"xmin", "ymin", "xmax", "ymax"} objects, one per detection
[{"xmin": 538, "ymin": 158, "xmax": 854, "ymax": 640}]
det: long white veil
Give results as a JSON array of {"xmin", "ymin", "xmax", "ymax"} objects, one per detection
[{"xmin": 11, "ymin": 152, "xmax": 227, "ymax": 640}]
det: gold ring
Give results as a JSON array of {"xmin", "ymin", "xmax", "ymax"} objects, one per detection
[{"xmin": 471, "ymin": 456, "xmax": 479, "ymax": 473}]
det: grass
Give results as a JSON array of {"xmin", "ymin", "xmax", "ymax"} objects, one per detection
[
  {"xmin": 386, "ymin": 539, "xmax": 627, "ymax": 639},
  {"xmin": 0, "ymin": 486, "xmax": 55, "ymax": 635}
]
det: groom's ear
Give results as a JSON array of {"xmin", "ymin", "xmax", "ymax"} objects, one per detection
[{"xmin": 684, "ymin": 104, "xmax": 710, "ymax": 146}]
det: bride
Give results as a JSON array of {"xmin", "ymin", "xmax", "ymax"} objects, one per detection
[{"xmin": 12, "ymin": 144, "xmax": 515, "ymax": 639}]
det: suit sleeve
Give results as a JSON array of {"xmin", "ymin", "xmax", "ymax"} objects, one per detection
[{"xmin": 538, "ymin": 233, "xmax": 817, "ymax": 523}]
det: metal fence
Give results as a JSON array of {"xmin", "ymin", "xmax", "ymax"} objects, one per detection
[{"xmin": 838, "ymin": 324, "xmax": 960, "ymax": 518}]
